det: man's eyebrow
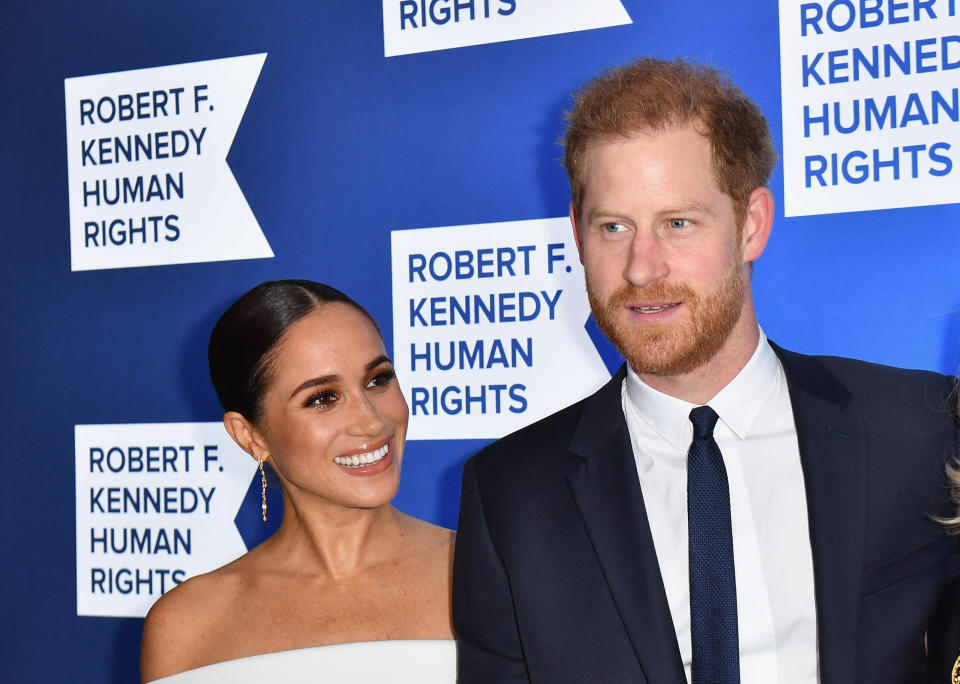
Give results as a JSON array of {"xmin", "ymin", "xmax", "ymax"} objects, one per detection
[
  {"xmin": 588, "ymin": 202, "xmax": 716, "ymax": 222},
  {"xmin": 588, "ymin": 207, "xmax": 623, "ymax": 221},
  {"xmin": 662, "ymin": 201, "xmax": 715, "ymax": 216}
]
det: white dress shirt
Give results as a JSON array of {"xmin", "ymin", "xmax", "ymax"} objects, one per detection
[{"xmin": 621, "ymin": 331, "xmax": 819, "ymax": 684}]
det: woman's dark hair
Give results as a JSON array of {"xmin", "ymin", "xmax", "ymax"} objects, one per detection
[{"xmin": 208, "ymin": 279, "xmax": 380, "ymax": 422}]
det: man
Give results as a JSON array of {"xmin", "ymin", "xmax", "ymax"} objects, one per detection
[{"xmin": 452, "ymin": 58, "xmax": 958, "ymax": 684}]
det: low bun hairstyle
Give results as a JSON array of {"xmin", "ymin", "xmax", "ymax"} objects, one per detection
[{"xmin": 208, "ymin": 280, "xmax": 380, "ymax": 422}]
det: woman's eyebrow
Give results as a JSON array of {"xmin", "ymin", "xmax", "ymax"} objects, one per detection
[
  {"xmin": 366, "ymin": 355, "xmax": 392, "ymax": 371},
  {"xmin": 288, "ymin": 356, "xmax": 392, "ymax": 399},
  {"xmin": 290, "ymin": 375, "xmax": 339, "ymax": 399}
]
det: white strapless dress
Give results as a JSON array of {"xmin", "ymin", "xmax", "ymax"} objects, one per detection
[{"xmin": 149, "ymin": 639, "xmax": 456, "ymax": 683}]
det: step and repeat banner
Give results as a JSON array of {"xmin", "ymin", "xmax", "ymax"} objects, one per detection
[{"xmin": 3, "ymin": 0, "xmax": 960, "ymax": 680}]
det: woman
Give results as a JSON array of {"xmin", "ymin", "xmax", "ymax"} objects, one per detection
[
  {"xmin": 141, "ymin": 280, "xmax": 455, "ymax": 682},
  {"xmin": 929, "ymin": 453, "xmax": 960, "ymax": 684},
  {"xmin": 928, "ymin": 551, "xmax": 960, "ymax": 682}
]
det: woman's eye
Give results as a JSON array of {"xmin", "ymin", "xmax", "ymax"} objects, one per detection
[
  {"xmin": 305, "ymin": 390, "xmax": 338, "ymax": 409},
  {"xmin": 669, "ymin": 218, "xmax": 690, "ymax": 229},
  {"xmin": 367, "ymin": 369, "xmax": 396, "ymax": 389}
]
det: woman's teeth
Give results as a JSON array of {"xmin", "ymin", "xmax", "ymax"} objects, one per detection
[{"xmin": 334, "ymin": 444, "xmax": 389, "ymax": 468}]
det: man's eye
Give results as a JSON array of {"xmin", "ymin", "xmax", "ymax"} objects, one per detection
[
  {"xmin": 669, "ymin": 218, "xmax": 690, "ymax": 229},
  {"xmin": 602, "ymin": 222, "xmax": 628, "ymax": 233}
]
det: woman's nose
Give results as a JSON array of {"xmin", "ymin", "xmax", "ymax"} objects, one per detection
[{"xmin": 346, "ymin": 395, "xmax": 387, "ymax": 436}]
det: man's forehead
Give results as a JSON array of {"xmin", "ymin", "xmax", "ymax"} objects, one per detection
[
  {"xmin": 580, "ymin": 128, "xmax": 716, "ymax": 187},
  {"xmin": 584, "ymin": 121, "xmax": 709, "ymax": 152},
  {"xmin": 576, "ymin": 130, "xmax": 734, "ymax": 221}
]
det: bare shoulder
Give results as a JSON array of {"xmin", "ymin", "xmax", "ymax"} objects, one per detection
[
  {"xmin": 139, "ymin": 561, "xmax": 248, "ymax": 682},
  {"xmin": 396, "ymin": 515, "xmax": 456, "ymax": 593},
  {"xmin": 400, "ymin": 513, "xmax": 455, "ymax": 556},
  {"xmin": 385, "ymin": 514, "xmax": 455, "ymax": 639}
]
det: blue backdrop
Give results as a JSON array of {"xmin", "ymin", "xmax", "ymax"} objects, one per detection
[{"xmin": 3, "ymin": 0, "xmax": 959, "ymax": 680}]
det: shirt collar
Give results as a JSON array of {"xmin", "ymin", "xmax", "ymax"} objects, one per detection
[{"xmin": 623, "ymin": 329, "xmax": 780, "ymax": 450}]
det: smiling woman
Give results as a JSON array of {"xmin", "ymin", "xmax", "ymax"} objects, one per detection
[{"xmin": 139, "ymin": 280, "xmax": 456, "ymax": 683}]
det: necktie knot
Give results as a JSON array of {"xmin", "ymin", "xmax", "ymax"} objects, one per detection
[{"xmin": 689, "ymin": 405, "xmax": 719, "ymax": 439}]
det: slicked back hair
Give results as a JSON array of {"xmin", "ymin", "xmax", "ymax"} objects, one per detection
[{"xmin": 208, "ymin": 279, "xmax": 380, "ymax": 422}]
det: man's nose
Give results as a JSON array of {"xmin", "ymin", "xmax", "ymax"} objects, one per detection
[{"xmin": 623, "ymin": 230, "xmax": 669, "ymax": 288}]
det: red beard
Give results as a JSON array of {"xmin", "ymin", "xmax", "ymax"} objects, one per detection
[{"xmin": 587, "ymin": 263, "xmax": 746, "ymax": 377}]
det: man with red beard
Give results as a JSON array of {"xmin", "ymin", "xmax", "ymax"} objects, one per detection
[{"xmin": 452, "ymin": 59, "xmax": 959, "ymax": 684}]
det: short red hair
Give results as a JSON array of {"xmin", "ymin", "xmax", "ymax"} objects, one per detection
[{"xmin": 563, "ymin": 58, "xmax": 777, "ymax": 227}]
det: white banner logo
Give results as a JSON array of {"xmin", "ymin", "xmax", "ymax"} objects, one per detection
[
  {"xmin": 75, "ymin": 423, "xmax": 256, "ymax": 618},
  {"xmin": 779, "ymin": 0, "xmax": 960, "ymax": 216},
  {"xmin": 64, "ymin": 54, "xmax": 272, "ymax": 271},
  {"xmin": 391, "ymin": 217, "xmax": 609, "ymax": 440},
  {"xmin": 383, "ymin": 0, "xmax": 631, "ymax": 57}
]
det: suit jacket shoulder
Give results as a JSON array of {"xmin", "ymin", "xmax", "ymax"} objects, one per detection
[
  {"xmin": 467, "ymin": 367, "xmax": 627, "ymax": 490},
  {"xmin": 774, "ymin": 343, "xmax": 956, "ymax": 417}
]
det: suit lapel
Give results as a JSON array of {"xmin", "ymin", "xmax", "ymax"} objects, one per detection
[
  {"xmin": 565, "ymin": 346, "xmax": 866, "ymax": 684},
  {"xmin": 773, "ymin": 343, "xmax": 866, "ymax": 684},
  {"xmin": 566, "ymin": 368, "xmax": 687, "ymax": 684}
]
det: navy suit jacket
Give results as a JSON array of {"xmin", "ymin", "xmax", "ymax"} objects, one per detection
[{"xmin": 453, "ymin": 343, "xmax": 959, "ymax": 683}]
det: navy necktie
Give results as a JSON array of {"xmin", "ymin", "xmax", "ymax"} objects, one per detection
[{"xmin": 687, "ymin": 405, "xmax": 740, "ymax": 684}]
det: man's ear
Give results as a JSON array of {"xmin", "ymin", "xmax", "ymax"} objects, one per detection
[
  {"xmin": 223, "ymin": 411, "xmax": 269, "ymax": 462},
  {"xmin": 570, "ymin": 202, "xmax": 585, "ymax": 264},
  {"xmin": 741, "ymin": 187, "xmax": 774, "ymax": 263}
]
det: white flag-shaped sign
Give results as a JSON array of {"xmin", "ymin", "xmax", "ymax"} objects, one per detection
[
  {"xmin": 383, "ymin": 0, "xmax": 632, "ymax": 57},
  {"xmin": 64, "ymin": 54, "xmax": 272, "ymax": 271},
  {"xmin": 391, "ymin": 217, "xmax": 610, "ymax": 440},
  {"xmin": 75, "ymin": 422, "xmax": 257, "ymax": 617}
]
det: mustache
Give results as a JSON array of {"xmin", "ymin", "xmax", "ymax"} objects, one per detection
[{"xmin": 605, "ymin": 282, "xmax": 695, "ymax": 306}]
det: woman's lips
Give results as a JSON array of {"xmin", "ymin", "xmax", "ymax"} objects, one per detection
[{"xmin": 333, "ymin": 439, "xmax": 394, "ymax": 476}]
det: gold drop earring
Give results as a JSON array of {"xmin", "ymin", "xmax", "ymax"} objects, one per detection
[{"xmin": 258, "ymin": 457, "xmax": 268, "ymax": 522}]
